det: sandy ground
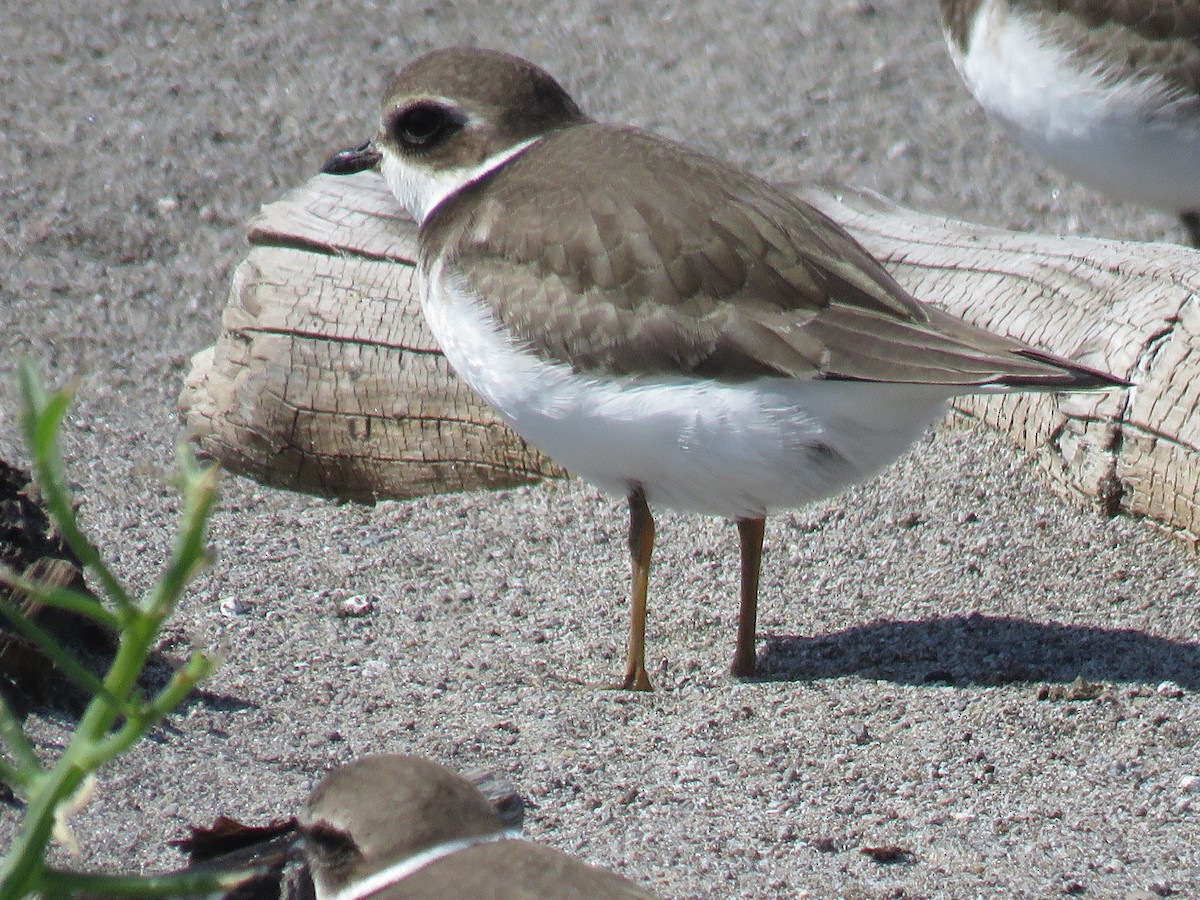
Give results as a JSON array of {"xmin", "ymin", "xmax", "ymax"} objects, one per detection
[{"xmin": 2, "ymin": 1, "xmax": 1199, "ymax": 897}]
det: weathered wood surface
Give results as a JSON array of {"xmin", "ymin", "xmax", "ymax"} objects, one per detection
[
  {"xmin": 180, "ymin": 173, "xmax": 1200, "ymax": 547},
  {"xmin": 182, "ymin": 175, "xmax": 565, "ymax": 503}
]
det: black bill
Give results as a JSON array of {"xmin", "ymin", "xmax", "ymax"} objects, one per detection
[{"xmin": 321, "ymin": 141, "xmax": 382, "ymax": 176}]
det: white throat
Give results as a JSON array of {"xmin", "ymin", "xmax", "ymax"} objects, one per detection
[{"xmin": 380, "ymin": 137, "xmax": 542, "ymax": 224}]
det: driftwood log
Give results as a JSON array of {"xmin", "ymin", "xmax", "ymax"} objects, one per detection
[{"xmin": 181, "ymin": 173, "xmax": 1200, "ymax": 548}]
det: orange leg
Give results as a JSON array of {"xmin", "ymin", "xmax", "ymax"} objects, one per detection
[
  {"xmin": 620, "ymin": 488, "xmax": 655, "ymax": 691},
  {"xmin": 731, "ymin": 517, "xmax": 765, "ymax": 678}
]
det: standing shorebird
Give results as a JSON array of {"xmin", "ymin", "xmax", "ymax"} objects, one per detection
[
  {"xmin": 323, "ymin": 47, "xmax": 1125, "ymax": 690},
  {"xmin": 938, "ymin": 0, "xmax": 1200, "ymax": 245}
]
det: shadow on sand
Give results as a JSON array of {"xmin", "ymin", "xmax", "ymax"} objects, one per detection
[{"xmin": 755, "ymin": 613, "xmax": 1200, "ymax": 689}]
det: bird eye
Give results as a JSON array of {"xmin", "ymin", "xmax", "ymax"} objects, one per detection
[
  {"xmin": 389, "ymin": 102, "xmax": 453, "ymax": 149},
  {"xmin": 303, "ymin": 822, "xmax": 359, "ymax": 865}
]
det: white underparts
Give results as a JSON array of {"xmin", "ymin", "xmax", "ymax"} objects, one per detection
[
  {"xmin": 380, "ymin": 136, "xmax": 542, "ymax": 224},
  {"xmin": 948, "ymin": 0, "xmax": 1200, "ymax": 212},
  {"xmin": 421, "ymin": 270, "xmax": 957, "ymax": 520}
]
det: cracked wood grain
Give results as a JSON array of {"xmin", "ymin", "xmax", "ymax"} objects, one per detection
[{"xmin": 180, "ymin": 173, "xmax": 1200, "ymax": 548}]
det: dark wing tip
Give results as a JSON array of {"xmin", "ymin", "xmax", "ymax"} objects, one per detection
[{"xmin": 1009, "ymin": 349, "xmax": 1131, "ymax": 391}]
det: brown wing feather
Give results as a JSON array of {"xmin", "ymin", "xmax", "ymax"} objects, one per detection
[
  {"xmin": 390, "ymin": 841, "xmax": 657, "ymax": 899},
  {"xmin": 424, "ymin": 123, "xmax": 1118, "ymax": 389}
]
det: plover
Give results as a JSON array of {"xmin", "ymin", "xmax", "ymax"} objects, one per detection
[
  {"xmin": 323, "ymin": 47, "xmax": 1125, "ymax": 690},
  {"xmin": 300, "ymin": 755, "xmax": 656, "ymax": 899}
]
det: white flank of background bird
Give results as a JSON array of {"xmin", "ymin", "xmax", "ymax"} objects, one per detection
[{"xmin": 938, "ymin": 0, "xmax": 1200, "ymax": 245}]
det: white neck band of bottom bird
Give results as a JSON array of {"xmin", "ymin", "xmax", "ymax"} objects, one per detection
[{"xmin": 328, "ymin": 829, "xmax": 520, "ymax": 900}]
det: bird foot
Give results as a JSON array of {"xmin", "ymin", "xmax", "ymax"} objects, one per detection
[
  {"xmin": 617, "ymin": 666, "xmax": 654, "ymax": 691},
  {"xmin": 730, "ymin": 654, "xmax": 757, "ymax": 680}
]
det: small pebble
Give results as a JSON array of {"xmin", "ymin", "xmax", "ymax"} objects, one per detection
[
  {"xmin": 1156, "ymin": 681, "xmax": 1184, "ymax": 698},
  {"xmin": 338, "ymin": 594, "xmax": 374, "ymax": 617},
  {"xmin": 219, "ymin": 597, "xmax": 249, "ymax": 617}
]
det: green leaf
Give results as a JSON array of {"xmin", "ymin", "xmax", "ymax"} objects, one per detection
[
  {"xmin": 0, "ymin": 567, "xmax": 120, "ymax": 631},
  {"xmin": 17, "ymin": 360, "xmax": 135, "ymax": 616},
  {"xmin": 0, "ymin": 599, "xmax": 129, "ymax": 717},
  {"xmin": 40, "ymin": 864, "xmax": 263, "ymax": 898},
  {"xmin": 0, "ymin": 694, "xmax": 39, "ymax": 779},
  {"xmin": 1, "ymin": 363, "xmax": 225, "ymax": 900}
]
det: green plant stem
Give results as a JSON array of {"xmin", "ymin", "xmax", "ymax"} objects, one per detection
[
  {"xmin": 0, "ymin": 695, "xmax": 39, "ymax": 778},
  {"xmin": 0, "ymin": 363, "xmax": 227, "ymax": 899},
  {"xmin": 0, "ymin": 759, "xmax": 22, "ymax": 793},
  {"xmin": 0, "ymin": 764, "xmax": 87, "ymax": 898},
  {"xmin": 0, "ymin": 599, "xmax": 123, "ymax": 710},
  {"xmin": 41, "ymin": 865, "xmax": 259, "ymax": 898},
  {"xmin": 17, "ymin": 365, "xmax": 134, "ymax": 618},
  {"xmin": 0, "ymin": 569, "xmax": 120, "ymax": 631},
  {"xmin": 87, "ymin": 654, "xmax": 216, "ymax": 769},
  {"xmin": 0, "ymin": 610, "xmax": 214, "ymax": 896}
]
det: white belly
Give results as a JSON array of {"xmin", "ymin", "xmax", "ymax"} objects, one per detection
[
  {"xmin": 422, "ymin": 271, "xmax": 951, "ymax": 519},
  {"xmin": 948, "ymin": 0, "xmax": 1200, "ymax": 213}
]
